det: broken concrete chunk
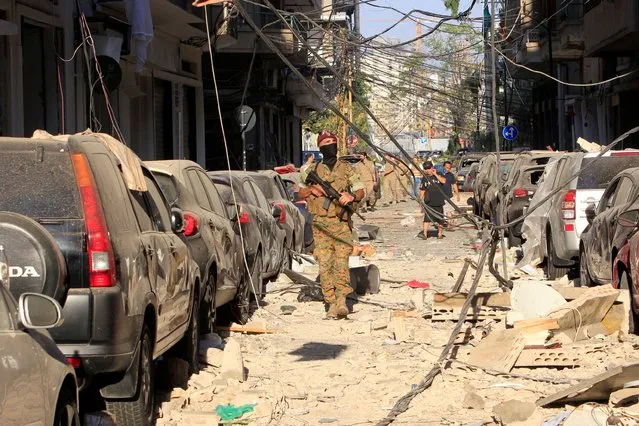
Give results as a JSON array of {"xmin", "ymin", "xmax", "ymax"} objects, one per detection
[
  {"xmin": 462, "ymin": 391, "xmax": 485, "ymax": 409},
  {"xmin": 492, "ymin": 400, "xmax": 535, "ymax": 424},
  {"xmin": 199, "ymin": 347, "xmax": 224, "ymax": 367},
  {"xmin": 511, "ymin": 281, "xmax": 567, "ymax": 319},
  {"xmin": 549, "ymin": 284, "xmax": 620, "ymax": 341},
  {"xmin": 220, "ymin": 337, "xmax": 245, "ymax": 382}
]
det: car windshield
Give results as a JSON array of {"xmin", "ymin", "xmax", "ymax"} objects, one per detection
[
  {"xmin": 215, "ymin": 182, "xmax": 247, "ymax": 204},
  {"xmin": 0, "ymin": 150, "xmax": 81, "ymax": 218},
  {"xmin": 578, "ymin": 156, "xmax": 639, "ymax": 189},
  {"xmin": 251, "ymin": 176, "xmax": 276, "ymax": 199}
]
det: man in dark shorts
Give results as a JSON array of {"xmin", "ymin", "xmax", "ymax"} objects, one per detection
[
  {"xmin": 419, "ymin": 161, "xmax": 447, "ymax": 240},
  {"xmin": 442, "ymin": 161, "xmax": 460, "ymax": 228}
]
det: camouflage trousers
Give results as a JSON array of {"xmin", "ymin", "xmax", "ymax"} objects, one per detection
[
  {"xmin": 313, "ymin": 216, "xmax": 354, "ymax": 304},
  {"xmin": 382, "ymin": 175, "xmax": 402, "ymax": 203},
  {"xmin": 363, "ymin": 182, "xmax": 376, "ymax": 206}
]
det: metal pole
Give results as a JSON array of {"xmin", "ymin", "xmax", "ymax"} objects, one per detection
[
  {"xmin": 242, "ymin": 131, "xmax": 247, "ymax": 171},
  {"xmin": 490, "ymin": 0, "xmax": 509, "ymax": 279}
]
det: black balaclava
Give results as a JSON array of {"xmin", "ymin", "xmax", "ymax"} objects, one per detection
[{"xmin": 320, "ymin": 143, "xmax": 338, "ymax": 168}]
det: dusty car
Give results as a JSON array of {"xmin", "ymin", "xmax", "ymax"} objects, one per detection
[
  {"xmin": 0, "ymin": 134, "xmax": 200, "ymax": 425},
  {"xmin": 580, "ymin": 167, "xmax": 639, "ymax": 286},
  {"xmin": 208, "ymin": 172, "xmax": 286, "ymax": 298},
  {"xmin": 462, "ymin": 162, "xmax": 479, "ymax": 193},
  {"xmin": 0, "ymin": 256, "xmax": 79, "ymax": 426},
  {"xmin": 455, "ymin": 154, "xmax": 485, "ymax": 189},
  {"xmin": 611, "ymin": 208, "xmax": 639, "ymax": 332},
  {"xmin": 540, "ymin": 151, "xmax": 639, "ymax": 279},
  {"xmin": 275, "ymin": 171, "xmax": 315, "ymax": 253},
  {"xmin": 253, "ymin": 170, "xmax": 306, "ymax": 263},
  {"xmin": 503, "ymin": 165, "xmax": 546, "ymax": 247},
  {"xmin": 472, "ymin": 153, "xmax": 517, "ymax": 219},
  {"xmin": 148, "ymin": 160, "xmax": 247, "ymax": 325}
]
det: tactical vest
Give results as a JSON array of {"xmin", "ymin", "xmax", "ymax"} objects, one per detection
[{"xmin": 307, "ymin": 161, "xmax": 352, "ymax": 218}]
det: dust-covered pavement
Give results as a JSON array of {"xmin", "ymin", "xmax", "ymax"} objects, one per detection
[{"xmin": 154, "ymin": 196, "xmax": 639, "ymax": 426}]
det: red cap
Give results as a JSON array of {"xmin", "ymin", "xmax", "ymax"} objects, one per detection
[{"xmin": 317, "ymin": 130, "xmax": 337, "ymax": 145}]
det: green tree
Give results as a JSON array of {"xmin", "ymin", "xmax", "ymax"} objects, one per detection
[{"xmin": 443, "ymin": 0, "xmax": 460, "ymax": 15}]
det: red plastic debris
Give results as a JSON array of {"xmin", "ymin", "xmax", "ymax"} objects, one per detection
[{"xmin": 406, "ymin": 280, "xmax": 430, "ymax": 289}]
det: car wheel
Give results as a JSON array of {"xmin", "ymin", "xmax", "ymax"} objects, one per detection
[
  {"xmin": 619, "ymin": 271, "xmax": 638, "ymax": 334},
  {"xmin": 546, "ymin": 234, "xmax": 570, "ymax": 280},
  {"xmin": 579, "ymin": 248, "xmax": 593, "ymax": 287},
  {"xmin": 107, "ymin": 326, "xmax": 155, "ymax": 426},
  {"xmin": 53, "ymin": 387, "xmax": 80, "ymax": 426},
  {"xmin": 180, "ymin": 294, "xmax": 200, "ymax": 375}
]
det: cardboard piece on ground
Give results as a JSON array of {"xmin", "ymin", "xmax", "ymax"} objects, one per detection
[
  {"xmin": 390, "ymin": 316, "xmax": 409, "ymax": 342},
  {"xmin": 468, "ymin": 329, "xmax": 525, "ymax": 373},
  {"xmin": 537, "ymin": 363, "xmax": 639, "ymax": 406},
  {"xmin": 392, "ymin": 310, "xmax": 421, "ymax": 318},
  {"xmin": 434, "ymin": 292, "xmax": 510, "ymax": 308},
  {"xmin": 548, "ymin": 284, "xmax": 620, "ymax": 341},
  {"xmin": 511, "ymin": 281, "xmax": 567, "ymax": 319},
  {"xmin": 602, "ymin": 291, "xmax": 630, "ymax": 335}
]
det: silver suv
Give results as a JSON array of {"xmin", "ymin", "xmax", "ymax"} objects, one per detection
[{"xmin": 540, "ymin": 151, "xmax": 639, "ymax": 279}]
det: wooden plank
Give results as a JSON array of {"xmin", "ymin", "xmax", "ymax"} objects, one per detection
[
  {"xmin": 468, "ymin": 329, "xmax": 525, "ymax": 373},
  {"xmin": 391, "ymin": 316, "xmax": 409, "ymax": 342},
  {"xmin": 392, "ymin": 310, "xmax": 421, "ymax": 318},
  {"xmin": 537, "ymin": 366, "xmax": 626, "ymax": 406},
  {"xmin": 218, "ymin": 321, "xmax": 278, "ymax": 334},
  {"xmin": 513, "ymin": 318, "xmax": 560, "ymax": 332}
]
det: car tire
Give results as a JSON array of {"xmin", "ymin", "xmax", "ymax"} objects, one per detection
[
  {"xmin": 106, "ymin": 326, "xmax": 155, "ymax": 426},
  {"xmin": 53, "ymin": 386, "xmax": 80, "ymax": 426},
  {"xmin": 619, "ymin": 271, "xmax": 638, "ymax": 334},
  {"xmin": 579, "ymin": 248, "xmax": 593, "ymax": 287},
  {"xmin": 179, "ymin": 293, "xmax": 200, "ymax": 375},
  {"xmin": 546, "ymin": 234, "xmax": 570, "ymax": 280}
]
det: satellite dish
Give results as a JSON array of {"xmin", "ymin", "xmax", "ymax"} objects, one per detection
[
  {"xmin": 235, "ymin": 105, "xmax": 256, "ymax": 133},
  {"xmin": 93, "ymin": 56, "xmax": 122, "ymax": 92}
]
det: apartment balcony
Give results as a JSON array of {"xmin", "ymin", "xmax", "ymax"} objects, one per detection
[
  {"xmin": 513, "ymin": 29, "xmax": 543, "ymax": 66},
  {"xmin": 96, "ymin": 0, "xmax": 205, "ymax": 40},
  {"xmin": 584, "ymin": 0, "xmax": 639, "ymax": 57},
  {"xmin": 557, "ymin": 2, "xmax": 584, "ymax": 52}
]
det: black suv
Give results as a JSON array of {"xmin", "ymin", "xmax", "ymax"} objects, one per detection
[{"xmin": 0, "ymin": 134, "xmax": 200, "ymax": 425}]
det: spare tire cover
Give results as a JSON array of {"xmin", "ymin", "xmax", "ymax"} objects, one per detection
[{"xmin": 0, "ymin": 212, "xmax": 67, "ymax": 303}]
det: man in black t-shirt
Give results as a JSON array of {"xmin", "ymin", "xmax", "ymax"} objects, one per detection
[{"xmin": 419, "ymin": 161, "xmax": 447, "ymax": 240}]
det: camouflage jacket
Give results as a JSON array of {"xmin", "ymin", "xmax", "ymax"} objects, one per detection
[{"xmin": 300, "ymin": 160, "xmax": 364, "ymax": 218}]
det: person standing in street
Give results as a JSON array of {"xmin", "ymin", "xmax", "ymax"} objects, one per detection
[
  {"xmin": 442, "ymin": 161, "xmax": 460, "ymax": 228},
  {"xmin": 419, "ymin": 161, "xmax": 447, "ymax": 240},
  {"xmin": 381, "ymin": 154, "xmax": 401, "ymax": 205},
  {"xmin": 300, "ymin": 153, "xmax": 315, "ymax": 174},
  {"xmin": 356, "ymin": 151, "xmax": 378, "ymax": 212},
  {"xmin": 299, "ymin": 131, "xmax": 365, "ymax": 319}
]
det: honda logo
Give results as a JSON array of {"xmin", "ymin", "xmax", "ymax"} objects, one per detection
[{"xmin": 8, "ymin": 266, "xmax": 40, "ymax": 278}]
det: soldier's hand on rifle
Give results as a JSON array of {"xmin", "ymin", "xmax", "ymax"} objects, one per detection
[
  {"xmin": 310, "ymin": 184, "xmax": 326, "ymax": 197},
  {"xmin": 338, "ymin": 192, "xmax": 355, "ymax": 206}
]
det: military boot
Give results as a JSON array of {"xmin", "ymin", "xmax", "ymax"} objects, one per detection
[
  {"xmin": 335, "ymin": 298, "xmax": 349, "ymax": 318},
  {"xmin": 325, "ymin": 303, "xmax": 339, "ymax": 320}
]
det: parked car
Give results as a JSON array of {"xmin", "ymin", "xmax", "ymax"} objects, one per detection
[
  {"xmin": 0, "ymin": 267, "xmax": 79, "ymax": 425},
  {"xmin": 254, "ymin": 170, "xmax": 307, "ymax": 262},
  {"xmin": 539, "ymin": 151, "xmax": 639, "ymax": 279},
  {"xmin": 208, "ymin": 172, "xmax": 286, "ymax": 298},
  {"xmin": 612, "ymin": 207, "xmax": 639, "ymax": 332},
  {"xmin": 580, "ymin": 167, "xmax": 639, "ymax": 286},
  {"xmin": 472, "ymin": 153, "xmax": 518, "ymax": 219},
  {"xmin": 503, "ymin": 165, "xmax": 546, "ymax": 247},
  {"xmin": 0, "ymin": 134, "xmax": 200, "ymax": 425},
  {"xmin": 148, "ymin": 160, "xmax": 248, "ymax": 325},
  {"xmin": 462, "ymin": 162, "xmax": 479, "ymax": 193},
  {"xmin": 273, "ymin": 171, "xmax": 315, "ymax": 253},
  {"xmin": 455, "ymin": 154, "xmax": 485, "ymax": 189}
]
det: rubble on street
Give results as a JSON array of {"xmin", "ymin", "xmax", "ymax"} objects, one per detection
[{"xmin": 155, "ymin": 197, "xmax": 639, "ymax": 426}]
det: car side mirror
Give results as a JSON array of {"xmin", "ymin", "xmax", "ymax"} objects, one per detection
[
  {"xmin": 272, "ymin": 204, "xmax": 282, "ymax": 218},
  {"xmin": 618, "ymin": 209, "xmax": 639, "ymax": 228},
  {"xmin": 585, "ymin": 203, "xmax": 596, "ymax": 225},
  {"xmin": 171, "ymin": 208, "xmax": 185, "ymax": 234},
  {"xmin": 18, "ymin": 293, "xmax": 62, "ymax": 329}
]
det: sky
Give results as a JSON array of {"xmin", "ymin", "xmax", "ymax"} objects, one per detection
[{"xmin": 359, "ymin": 0, "xmax": 485, "ymax": 41}]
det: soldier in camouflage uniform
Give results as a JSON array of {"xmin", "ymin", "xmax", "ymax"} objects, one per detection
[{"xmin": 299, "ymin": 131, "xmax": 365, "ymax": 319}]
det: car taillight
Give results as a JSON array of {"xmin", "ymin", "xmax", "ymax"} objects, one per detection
[
  {"xmin": 275, "ymin": 202, "xmax": 286, "ymax": 224},
  {"xmin": 183, "ymin": 212, "xmax": 199, "ymax": 236},
  {"xmin": 561, "ymin": 189, "xmax": 576, "ymax": 221},
  {"xmin": 66, "ymin": 357, "xmax": 81, "ymax": 368},
  {"xmin": 513, "ymin": 188, "xmax": 527, "ymax": 198},
  {"xmin": 71, "ymin": 153, "xmax": 116, "ymax": 288},
  {"xmin": 611, "ymin": 151, "xmax": 639, "ymax": 156},
  {"xmin": 239, "ymin": 206, "xmax": 251, "ymax": 224}
]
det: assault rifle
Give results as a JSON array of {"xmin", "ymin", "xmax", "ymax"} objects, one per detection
[{"xmin": 305, "ymin": 170, "xmax": 365, "ymax": 221}]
